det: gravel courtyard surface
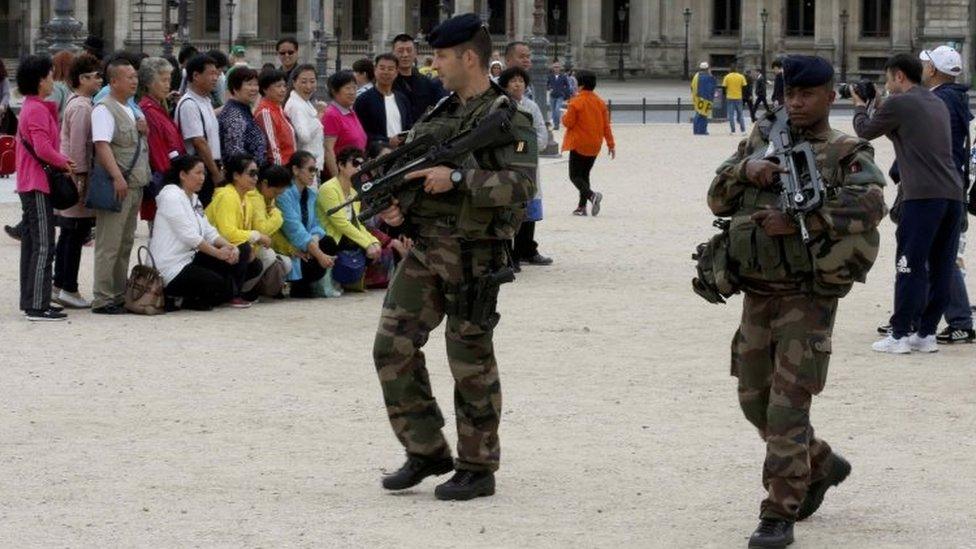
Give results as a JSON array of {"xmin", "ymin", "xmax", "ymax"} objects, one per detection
[{"xmin": 1, "ymin": 122, "xmax": 974, "ymax": 548}]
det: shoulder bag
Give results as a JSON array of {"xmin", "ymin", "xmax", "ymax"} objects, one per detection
[
  {"xmin": 18, "ymin": 135, "xmax": 79, "ymax": 210},
  {"xmin": 86, "ymin": 131, "xmax": 143, "ymax": 212}
]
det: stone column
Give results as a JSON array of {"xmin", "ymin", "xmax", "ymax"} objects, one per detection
[
  {"xmin": 628, "ymin": 0, "xmax": 645, "ymax": 66},
  {"xmin": 890, "ymin": 0, "xmax": 912, "ymax": 52},
  {"xmin": 238, "ymin": 0, "xmax": 258, "ymax": 42},
  {"xmin": 580, "ymin": 0, "xmax": 605, "ymax": 70},
  {"xmin": 512, "ymin": 0, "xmax": 532, "ymax": 41},
  {"xmin": 455, "ymin": 0, "xmax": 474, "ymax": 15},
  {"xmin": 369, "ymin": 0, "xmax": 384, "ymax": 56},
  {"xmin": 813, "ymin": 0, "xmax": 836, "ymax": 60}
]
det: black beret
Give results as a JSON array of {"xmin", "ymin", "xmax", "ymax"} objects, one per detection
[
  {"xmin": 427, "ymin": 13, "xmax": 484, "ymax": 48},
  {"xmin": 782, "ymin": 55, "xmax": 834, "ymax": 88}
]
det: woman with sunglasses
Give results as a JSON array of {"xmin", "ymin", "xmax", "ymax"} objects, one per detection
[
  {"xmin": 203, "ymin": 154, "xmax": 269, "ymax": 306},
  {"xmin": 316, "ymin": 147, "xmax": 381, "ymax": 261},
  {"xmin": 272, "ymin": 151, "xmax": 336, "ymax": 297},
  {"xmin": 150, "ymin": 154, "xmax": 243, "ymax": 311}
]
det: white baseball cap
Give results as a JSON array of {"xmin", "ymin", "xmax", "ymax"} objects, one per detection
[
  {"xmin": 699, "ymin": 62, "xmax": 709, "ymax": 70},
  {"xmin": 919, "ymin": 46, "xmax": 963, "ymax": 76}
]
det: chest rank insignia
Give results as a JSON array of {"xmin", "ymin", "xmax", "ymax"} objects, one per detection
[{"xmin": 515, "ymin": 140, "xmax": 526, "ymax": 153}]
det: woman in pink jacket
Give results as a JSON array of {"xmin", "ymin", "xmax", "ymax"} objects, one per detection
[{"xmin": 16, "ymin": 55, "xmax": 75, "ymax": 321}]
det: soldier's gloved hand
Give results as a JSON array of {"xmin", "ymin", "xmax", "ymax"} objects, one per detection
[
  {"xmin": 744, "ymin": 159, "xmax": 787, "ymax": 188},
  {"xmin": 751, "ymin": 209, "xmax": 797, "ymax": 236}
]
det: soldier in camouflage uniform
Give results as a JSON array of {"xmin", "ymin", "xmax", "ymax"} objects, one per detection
[
  {"xmin": 372, "ymin": 13, "xmax": 537, "ymax": 501},
  {"xmin": 707, "ymin": 56, "xmax": 887, "ymax": 548}
]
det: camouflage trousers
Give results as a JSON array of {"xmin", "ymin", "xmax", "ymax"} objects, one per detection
[
  {"xmin": 731, "ymin": 292, "xmax": 838, "ymax": 521},
  {"xmin": 372, "ymin": 237, "xmax": 504, "ymax": 472}
]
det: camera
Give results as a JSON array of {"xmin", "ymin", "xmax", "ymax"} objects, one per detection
[{"xmin": 838, "ymin": 80, "xmax": 877, "ymax": 102}]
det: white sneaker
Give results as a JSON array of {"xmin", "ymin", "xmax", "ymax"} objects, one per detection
[
  {"xmin": 908, "ymin": 334, "xmax": 939, "ymax": 353},
  {"xmin": 56, "ymin": 290, "xmax": 91, "ymax": 309},
  {"xmin": 872, "ymin": 335, "xmax": 911, "ymax": 354}
]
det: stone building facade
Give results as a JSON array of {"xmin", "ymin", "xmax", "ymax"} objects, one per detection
[{"xmin": 2, "ymin": 0, "xmax": 972, "ymax": 81}]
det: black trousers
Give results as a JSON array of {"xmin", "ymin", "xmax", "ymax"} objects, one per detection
[
  {"xmin": 744, "ymin": 97, "xmax": 756, "ymax": 122},
  {"xmin": 751, "ymin": 96, "xmax": 770, "ymax": 119},
  {"xmin": 289, "ymin": 238, "xmax": 340, "ymax": 297},
  {"xmin": 54, "ymin": 216, "xmax": 95, "ymax": 293},
  {"xmin": 19, "ymin": 191, "xmax": 56, "ymax": 312},
  {"xmin": 165, "ymin": 244, "xmax": 255, "ymax": 309},
  {"xmin": 569, "ymin": 151, "xmax": 597, "ymax": 209},
  {"xmin": 513, "ymin": 221, "xmax": 539, "ymax": 260}
]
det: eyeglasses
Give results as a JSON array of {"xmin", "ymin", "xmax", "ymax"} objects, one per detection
[
  {"xmin": 246, "ymin": 169, "xmax": 259, "ymax": 177},
  {"xmin": 305, "ymin": 166, "xmax": 319, "ymax": 173},
  {"xmin": 351, "ymin": 159, "xmax": 365, "ymax": 168},
  {"xmin": 278, "ymin": 50, "xmax": 296, "ymax": 56}
]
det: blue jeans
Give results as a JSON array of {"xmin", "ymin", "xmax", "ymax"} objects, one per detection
[
  {"xmin": 890, "ymin": 199, "xmax": 962, "ymax": 338},
  {"xmin": 693, "ymin": 113, "xmax": 709, "ymax": 135},
  {"xmin": 728, "ymin": 99, "xmax": 746, "ymax": 132},
  {"xmin": 549, "ymin": 96, "xmax": 565, "ymax": 129}
]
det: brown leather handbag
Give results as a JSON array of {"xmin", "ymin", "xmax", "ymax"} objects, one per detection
[{"xmin": 124, "ymin": 246, "xmax": 166, "ymax": 315}]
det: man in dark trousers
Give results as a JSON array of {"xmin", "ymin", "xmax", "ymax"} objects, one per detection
[
  {"xmin": 854, "ymin": 53, "xmax": 967, "ymax": 354},
  {"xmin": 751, "ymin": 68, "xmax": 770, "ymax": 119},
  {"xmin": 771, "ymin": 59, "xmax": 784, "ymax": 107},
  {"xmin": 392, "ymin": 33, "xmax": 447, "ymax": 123}
]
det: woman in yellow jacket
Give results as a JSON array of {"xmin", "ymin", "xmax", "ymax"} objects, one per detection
[
  {"xmin": 243, "ymin": 164, "xmax": 294, "ymax": 296},
  {"xmin": 315, "ymin": 147, "xmax": 382, "ymax": 261},
  {"xmin": 204, "ymin": 154, "xmax": 270, "ymax": 303}
]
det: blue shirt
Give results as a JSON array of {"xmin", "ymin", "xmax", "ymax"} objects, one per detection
[
  {"xmin": 93, "ymin": 85, "xmax": 144, "ymax": 118},
  {"xmin": 276, "ymin": 182, "xmax": 326, "ymax": 280}
]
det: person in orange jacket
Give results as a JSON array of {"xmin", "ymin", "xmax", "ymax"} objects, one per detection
[{"xmin": 560, "ymin": 70, "xmax": 615, "ymax": 216}]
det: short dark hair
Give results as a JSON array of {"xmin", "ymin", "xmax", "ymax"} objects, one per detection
[
  {"xmin": 327, "ymin": 70, "xmax": 356, "ymax": 94},
  {"xmin": 576, "ymin": 70, "xmax": 597, "ymax": 91},
  {"xmin": 104, "ymin": 57, "xmax": 134, "ymax": 83},
  {"xmin": 352, "ymin": 57, "xmax": 374, "ymax": 79},
  {"xmin": 69, "ymin": 53, "xmax": 101, "ymax": 89},
  {"xmin": 374, "ymin": 53, "xmax": 397, "ymax": 67},
  {"xmin": 366, "ymin": 140, "xmax": 392, "ymax": 159},
  {"xmin": 260, "ymin": 165, "xmax": 293, "ymax": 188},
  {"xmin": 165, "ymin": 154, "xmax": 204, "ymax": 186},
  {"xmin": 275, "ymin": 38, "xmax": 299, "ymax": 52},
  {"xmin": 452, "ymin": 27, "xmax": 492, "ymax": 71},
  {"xmin": 227, "ymin": 66, "xmax": 258, "ymax": 93},
  {"xmin": 885, "ymin": 53, "xmax": 922, "ymax": 84},
  {"xmin": 337, "ymin": 147, "xmax": 365, "ymax": 166},
  {"xmin": 771, "ymin": 59, "xmax": 783, "ymax": 69},
  {"xmin": 504, "ymin": 41, "xmax": 528, "ymax": 60},
  {"xmin": 392, "ymin": 33, "xmax": 415, "ymax": 46},
  {"xmin": 185, "ymin": 54, "xmax": 216, "ymax": 83},
  {"xmin": 287, "ymin": 150, "xmax": 316, "ymax": 171},
  {"xmin": 224, "ymin": 153, "xmax": 257, "ymax": 181},
  {"xmin": 498, "ymin": 66, "xmax": 530, "ymax": 89},
  {"xmin": 16, "ymin": 54, "xmax": 53, "ymax": 96},
  {"xmin": 178, "ymin": 45, "xmax": 198, "ymax": 65},
  {"xmin": 258, "ymin": 69, "xmax": 286, "ymax": 95},
  {"xmin": 206, "ymin": 49, "xmax": 229, "ymax": 69},
  {"xmin": 293, "ymin": 63, "xmax": 317, "ymax": 80}
]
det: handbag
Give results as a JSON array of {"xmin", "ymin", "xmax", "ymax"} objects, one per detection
[
  {"xmin": 86, "ymin": 136, "xmax": 143, "ymax": 212},
  {"xmin": 124, "ymin": 246, "xmax": 166, "ymax": 315},
  {"xmin": 332, "ymin": 249, "xmax": 367, "ymax": 285},
  {"xmin": 18, "ymin": 135, "xmax": 79, "ymax": 210}
]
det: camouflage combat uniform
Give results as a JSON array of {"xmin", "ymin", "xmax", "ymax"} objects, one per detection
[
  {"xmin": 707, "ymin": 112, "xmax": 887, "ymax": 520},
  {"xmin": 372, "ymin": 83, "xmax": 537, "ymax": 472}
]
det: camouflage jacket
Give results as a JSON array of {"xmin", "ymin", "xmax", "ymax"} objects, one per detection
[
  {"xmin": 707, "ymin": 114, "xmax": 888, "ymax": 297},
  {"xmin": 403, "ymin": 82, "xmax": 538, "ymax": 241}
]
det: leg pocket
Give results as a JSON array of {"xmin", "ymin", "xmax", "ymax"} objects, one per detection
[{"xmin": 801, "ymin": 335, "xmax": 832, "ymax": 395}]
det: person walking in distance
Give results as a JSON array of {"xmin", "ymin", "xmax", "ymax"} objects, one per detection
[
  {"xmin": 722, "ymin": 64, "xmax": 748, "ymax": 134},
  {"xmin": 561, "ymin": 70, "xmax": 614, "ymax": 217}
]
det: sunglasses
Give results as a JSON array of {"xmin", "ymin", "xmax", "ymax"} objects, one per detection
[
  {"xmin": 347, "ymin": 159, "xmax": 364, "ymax": 168},
  {"xmin": 305, "ymin": 166, "xmax": 318, "ymax": 173},
  {"xmin": 278, "ymin": 50, "xmax": 296, "ymax": 56}
]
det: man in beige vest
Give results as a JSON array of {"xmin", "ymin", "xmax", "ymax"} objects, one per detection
[{"xmin": 91, "ymin": 58, "xmax": 150, "ymax": 314}]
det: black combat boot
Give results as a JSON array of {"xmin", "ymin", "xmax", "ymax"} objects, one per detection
[
  {"xmin": 748, "ymin": 518, "xmax": 794, "ymax": 548},
  {"xmin": 797, "ymin": 453, "xmax": 852, "ymax": 521},
  {"xmin": 433, "ymin": 470, "xmax": 495, "ymax": 501},
  {"xmin": 381, "ymin": 455, "xmax": 454, "ymax": 491}
]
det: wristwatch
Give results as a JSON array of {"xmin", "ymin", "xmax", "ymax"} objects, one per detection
[{"xmin": 450, "ymin": 169, "xmax": 464, "ymax": 190}]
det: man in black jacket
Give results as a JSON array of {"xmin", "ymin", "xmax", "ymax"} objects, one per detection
[
  {"xmin": 354, "ymin": 53, "xmax": 414, "ymax": 148},
  {"xmin": 751, "ymin": 68, "xmax": 770, "ymax": 119},
  {"xmin": 392, "ymin": 34, "xmax": 447, "ymax": 123}
]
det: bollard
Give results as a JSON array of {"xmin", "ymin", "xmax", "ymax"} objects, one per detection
[
  {"xmin": 676, "ymin": 98, "xmax": 682, "ymax": 124},
  {"xmin": 642, "ymin": 97, "xmax": 646, "ymax": 124}
]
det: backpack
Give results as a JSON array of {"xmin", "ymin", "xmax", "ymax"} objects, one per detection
[
  {"xmin": 0, "ymin": 135, "xmax": 14, "ymax": 176},
  {"xmin": 692, "ymin": 219, "xmax": 740, "ymax": 304}
]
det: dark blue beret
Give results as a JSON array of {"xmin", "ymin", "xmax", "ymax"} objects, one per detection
[
  {"xmin": 782, "ymin": 55, "xmax": 834, "ymax": 88},
  {"xmin": 427, "ymin": 13, "xmax": 484, "ymax": 48}
]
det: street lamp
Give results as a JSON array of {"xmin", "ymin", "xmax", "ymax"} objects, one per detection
[
  {"xmin": 683, "ymin": 7, "xmax": 691, "ymax": 81},
  {"xmin": 616, "ymin": 3, "xmax": 627, "ymax": 82},
  {"xmin": 760, "ymin": 8, "xmax": 769, "ymax": 77},
  {"xmin": 225, "ymin": 0, "xmax": 236, "ymax": 52},
  {"xmin": 552, "ymin": 4, "xmax": 561, "ymax": 62},
  {"xmin": 335, "ymin": 0, "xmax": 343, "ymax": 72},
  {"xmin": 839, "ymin": 9, "xmax": 849, "ymax": 83},
  {"xmin": 411, "ymin": 4, "xmax": 420, "ymax": 34},
  {"xmin": 137, "ymin": 0, "xmax": 145, "ymax": 52},
  {"xmin": 314, "ymin": 0, "xmax": 331, "ymax": 98}
]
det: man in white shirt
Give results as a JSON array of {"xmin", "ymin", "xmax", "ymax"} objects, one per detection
[
  {"xmin": 176, "ymin": 54, "xmax": 222, "ymax": 206},
  {"xmin": 90, "ymin": 58, "xmax": 151, "ymax": 314},
  {"xmin": 353, "ymin": 53, "xmax": 413, "ymax": 148}
]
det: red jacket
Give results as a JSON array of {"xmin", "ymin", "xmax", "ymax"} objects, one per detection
[
  {"xmin": 255, "ymin": 98, "xmax": 296, "ymax": 166},
  {"xmin": 139, "ymin": 96, "xmax": 185, "ymax": 174},
  {"xmin": 561, "ymin": 90, "xmax": 615, "ymax": 157},
  {"xmin": 16, "ymin": 96, "xmax": 70, "ymax": 193}
]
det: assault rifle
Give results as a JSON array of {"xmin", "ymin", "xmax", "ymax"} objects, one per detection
[
  {"xmin": 756, "ymin": 108, "xmax": 826, "ymax": 243},
  {"xmin": 326, "ymin": 102, "xmax": 519, "ymax": 222}
]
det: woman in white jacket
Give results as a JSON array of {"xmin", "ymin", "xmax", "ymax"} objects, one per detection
[
  {"xmin": 150, "ymin": 155, "xmax": 247, "ymax": 311},
  {"xmin": 284, "ymin": 64, "xmax": 326, "ymax": 176}
]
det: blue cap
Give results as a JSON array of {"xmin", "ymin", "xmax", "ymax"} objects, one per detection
[
  {"xmin": 427, "ymin": 13, "xmax": 485, "ymax": 48},
  {"xmin": 782, "ymin": 55, "xmax": 835, "ymax": 88}
]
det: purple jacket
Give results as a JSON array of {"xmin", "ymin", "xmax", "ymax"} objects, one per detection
[{"xmin": 16, "ymin": 95, "xmax": 70, "ymax": 193}]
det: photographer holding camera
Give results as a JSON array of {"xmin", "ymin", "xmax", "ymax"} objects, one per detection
[{"xmin": 851, "ymin": 53, "xmax": 967, "ymax": 354}]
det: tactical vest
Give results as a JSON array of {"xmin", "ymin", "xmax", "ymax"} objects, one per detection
[
  {"xmin": 406, "ymin": 87, "xmax": 525, "ymax": 240},
  {"xmin": 727, "ymin": 129, "xmax": 883, "ymax": 297}
]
